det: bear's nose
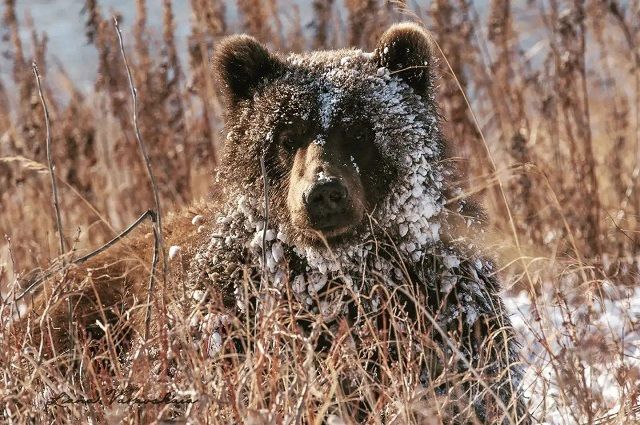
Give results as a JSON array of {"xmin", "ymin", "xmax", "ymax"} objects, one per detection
[{"xmin": 304, "ymin": 179, "xmax": 349, "ymax": 227}]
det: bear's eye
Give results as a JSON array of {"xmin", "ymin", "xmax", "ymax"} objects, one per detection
[
  {"xmin": 347, "ymin": 123, "xmax": 373, "ymax": 145},
  {"xmin": 278, "ymin": 128, "xmax": 303, "ymax": 151}
]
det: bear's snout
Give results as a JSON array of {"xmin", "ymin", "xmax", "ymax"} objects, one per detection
[{"xmin": 303, "ymin": 178, "xmax": 350, "ymax": 230}]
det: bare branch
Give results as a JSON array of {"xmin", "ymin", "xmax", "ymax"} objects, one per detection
[
  {"xmin": 113, "ymin": 17, "xmax": 166, "ymax": 340},
  {"xmin": 32, "ymin": 63, "xmax": 64, "ymax": 258}
]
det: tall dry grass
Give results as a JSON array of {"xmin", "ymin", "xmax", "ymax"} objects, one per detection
[{"xmin": 1, "ymin": 0, "xmax": 640, "ymax": 423}]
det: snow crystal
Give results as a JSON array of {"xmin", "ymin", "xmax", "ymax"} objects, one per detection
[
  {"xmin": 317, "ymin": 171, "xmax": 330, "ymax": 182},
  {"xmin": 308, "ymin": 275, "xmax": 328, "ymax": 294},
  {"xmin": 292, "ymin": 275, "xmax": 306, "ymax": 293},
  {"xmin": 168, "ymin": 245, "xmax": 181, "ymax": 260},
  {"xmin": 191, "ymin": 290, "xmax": 205, "ymax": 301},
  {"xmin": 264, "ymin": 229, "xmax": 276, "ymax": 241},
  {"xmin": 208, "ymin": 332, "xmax": 222, "ymax": 357},
  {"xmin": 350, "ymin": 155, "xmax": 360, "ymax": 173},
  {"xmin": 271, "ymin": 242, "xmax": 284, "ymax": 263},
  {"xmin": 440, "ymin": 271, "xmax": 456, "ymax": 293},
  {"xmin": 443, "ymin": 255, "xmax": 460, "ymax": 269}
]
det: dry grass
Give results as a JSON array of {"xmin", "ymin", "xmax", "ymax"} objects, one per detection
[{"xmin": 1, "ymin": 0, "xmax": 640, "ymax": 423}]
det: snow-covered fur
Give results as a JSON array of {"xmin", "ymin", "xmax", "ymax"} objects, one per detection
[
  {"xmin": 188, "ymin": 23, "xmax": 529, "ymax": 423},
  {"xmin": 18, "ymin": 23, "xmax": 528, "ymax": 423}
]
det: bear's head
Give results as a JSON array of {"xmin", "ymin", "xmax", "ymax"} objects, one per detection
[
  {"xmin": 191, "ymin": 22, "xmax": 490, "ymax": 317},
  {"xmin": 212, "ymin": 23, "xmax": 457, "ymax": 255}
]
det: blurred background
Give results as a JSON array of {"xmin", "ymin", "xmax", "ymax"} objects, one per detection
[{"xmin": 1, "ymin": 1, "xmax": 309, "ymax": 90}]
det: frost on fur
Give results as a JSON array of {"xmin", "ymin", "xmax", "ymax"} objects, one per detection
[{"xmin": 188, "ymin": 24, "xmax": 529, "ymax": 423}]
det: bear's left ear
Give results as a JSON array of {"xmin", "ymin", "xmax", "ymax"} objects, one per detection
[
  {"xmin": 373, "ymin": 23, "xmax": 433, "ymax": 94},
  {"xmin": 213, "ymin": 35, "xmax": 285, "ymax": 107}
]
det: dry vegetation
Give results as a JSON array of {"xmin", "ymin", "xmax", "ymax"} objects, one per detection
[{"xmin": 1, "ymin": 0, "xmax": 640, "ymax": 423}]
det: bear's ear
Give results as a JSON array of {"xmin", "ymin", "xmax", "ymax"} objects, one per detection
[
  {"xmin": 373, "ymin": 23, "xmax": 433, "ymax": 94},
  {"xmin": 213, "ymin": 35, "xmax": 284, "ymax": 106}
]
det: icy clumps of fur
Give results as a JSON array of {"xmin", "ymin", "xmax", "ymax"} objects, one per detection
[
  {"xmin": 279, "ymin": 51, "xmax": 449, "ymax": 285},
  {"xmin": 192, "ymin": 49, "xmax": 476, "ymax": 322}
]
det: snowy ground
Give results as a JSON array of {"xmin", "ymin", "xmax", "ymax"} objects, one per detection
[{"xmin": 504, "ymin": 274, "xmax": 640, "ymax": 424}]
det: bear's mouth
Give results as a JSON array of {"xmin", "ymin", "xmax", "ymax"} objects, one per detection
[
  {"xmin": 298, "ymin": 208, "xmax": 364, "ymax": 243},
  {"xmin": 313, "ymin": 223, "xmax": 353, "ymax": 238},
  {"xmin": 300, "ymin": 224, "xmax": 355, "ymax": 244}
]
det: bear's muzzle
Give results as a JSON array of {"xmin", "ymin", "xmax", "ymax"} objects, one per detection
[{"xmin": 303, "ymin": 177, "xmax": 353, "ymax": 233}]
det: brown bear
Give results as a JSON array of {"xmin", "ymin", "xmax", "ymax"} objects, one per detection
[{"xmin": 19, "ymin": 23, "xmax": 528, "ymax": 424}]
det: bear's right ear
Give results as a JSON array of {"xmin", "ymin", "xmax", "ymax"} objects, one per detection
[
  {"xmin": 373, "ymin": 23, "xmax": 433, "ymax": 94},
  {"xmin": 213, "ymin": 35, "xmax": 284, "ymax": 106}
]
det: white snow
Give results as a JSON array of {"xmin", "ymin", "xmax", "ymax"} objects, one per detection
[
  {"xmin": 168, "ymin": 245, "xmax": 181, "ymax": 260},
  {"xmin": 503, "ymin": 282, "xmax": 640, "ymax": 424},
  {"xmin": 350, "ymin": 155, "xmax": 360, "ymax": 173},
  {"xmin": 443, "ymin": 254, "xmax": 460, "ymax": 269}
]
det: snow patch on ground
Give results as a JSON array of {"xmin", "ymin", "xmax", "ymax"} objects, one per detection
[{"xmin": 503, "ymin": 281, "xmax": 640, "ymax": 424}]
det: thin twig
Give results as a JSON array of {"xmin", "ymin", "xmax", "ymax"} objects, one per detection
[
  {"xmin": 260, "ymin": 149, "xmax": 270, "ymax": 277},
  {"xmin": 146, "ymin": 215, "xmax": 161, "ymax": 340},
  {"xmin": 257, "ymin": 149, "xmax": 270, "ymax": 338},
  {"xmin": 114, "ymin": 17, "xmax": 166, "ymax": 340},
  {"xmin": 32, "ymin": 62, "xmax": 74, "ymax": 349},
  {"xmin": 33, "ymin": 63, "xmax": 64, "ymax": 258}
]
